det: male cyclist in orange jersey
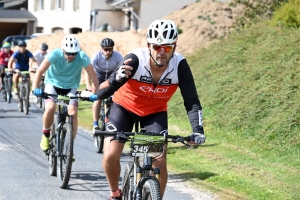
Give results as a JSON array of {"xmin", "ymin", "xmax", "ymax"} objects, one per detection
[{"xmin": 97, "ymin": 19, "xmax": 206, "ymax": 200}]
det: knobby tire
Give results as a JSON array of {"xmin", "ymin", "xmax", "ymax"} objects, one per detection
[
  {"xmin": 48, "ymin": 115, "xmax": 57, "ymax": 176},
  {"xmin": 122, "ymin": 162, "xmax": 134, "ymax": 200},
  {"xmin": 6, "ymin": 75, "xmax": 12, "ymax": 103},
  {"xmin": 18, "ymin": 84, "xmax": 23, "ymax": 112},
  {"xmin": 23, "ymin": 82, "xmax": 29, "ymax": 115},
  {"xmin": 142, "ymin": 179, "xmax": 162, "ymax": 200},
  {"xmin": 57, "ymin": 123, "xmax": 73, "ymax": 189},
  {"xmin": 94, "ymin": 109, "xmax": 105, "ymax": 153}
]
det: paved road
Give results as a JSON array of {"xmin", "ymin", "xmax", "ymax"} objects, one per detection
[{"xmin": 0, "ymin": 93, "xmax": 209, "ymax": 200}]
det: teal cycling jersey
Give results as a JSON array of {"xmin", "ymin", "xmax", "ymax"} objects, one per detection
[{"xmin": 44, "ymin": 48, "xmax": 90, "ymax": 89}]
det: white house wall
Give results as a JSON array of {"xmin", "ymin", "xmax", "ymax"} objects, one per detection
[{"xmin": 28, "ymin": 0, "xmax": 92, "ymax": 34}]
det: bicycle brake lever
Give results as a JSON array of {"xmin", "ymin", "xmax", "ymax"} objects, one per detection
[
  {"xmin": 110, "ymin": 132, "xmax": 128, "ymax": 143},
  {"xmin": 117, "ymin": 132, "xmax": 128, "ymax": 143}
]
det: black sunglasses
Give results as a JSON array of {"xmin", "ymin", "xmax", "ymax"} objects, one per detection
[
  {"xmin": 103, "ymin": 48, "xmax": 113, "ymax": 52},
  {"xmin": 65, "ymin": 52, "xmax": 78, "ymax": 56}
]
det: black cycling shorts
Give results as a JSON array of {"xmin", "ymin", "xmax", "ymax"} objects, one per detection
[{"xmin": 106, "ymin": 103, "xmax": 168, "ymax": 134}]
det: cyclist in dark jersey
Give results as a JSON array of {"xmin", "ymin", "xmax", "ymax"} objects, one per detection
[
  {"xmin": 7, "ymin": 40, "xmax": 38, "ymax": 95},
  {"xmin": 97, "ymin": 19, "xmax": 206, "ymax": 200}
]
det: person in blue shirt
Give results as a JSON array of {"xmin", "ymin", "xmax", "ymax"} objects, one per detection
[
  {"xmin": 8, "ymin": 40, "xmax": 38, "ymax": 94},
  {"xmin": 32, "ymin": 35, "xmax": 99, "ymax": 160}
]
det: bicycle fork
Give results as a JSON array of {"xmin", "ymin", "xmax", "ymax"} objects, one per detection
[{"xmin": 134, "ymin": 156, "xmax": 161, "ymax": 199}]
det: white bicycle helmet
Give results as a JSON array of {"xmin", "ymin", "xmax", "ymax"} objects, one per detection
[
  {"xmin": 61, "ymin": 35, "xmax": 80, "ymax": 53},
  {"xmin": 147, "ymin": 20, "xmax": 178, "ymax": 44}
]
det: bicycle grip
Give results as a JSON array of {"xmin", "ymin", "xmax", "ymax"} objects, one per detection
[{"xmin": 184, "ymin": 136, "xmax": 191, "ymax": 142}]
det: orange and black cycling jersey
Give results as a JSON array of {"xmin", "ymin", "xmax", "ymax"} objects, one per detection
[{"xmin": 98, "ymin": 48, "xmax": 203, "ymax": 133}]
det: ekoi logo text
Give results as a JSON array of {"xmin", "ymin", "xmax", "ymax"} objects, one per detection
[{"xmin": 140, "ymin": 86, "xmax": 169, "ymax": 93}]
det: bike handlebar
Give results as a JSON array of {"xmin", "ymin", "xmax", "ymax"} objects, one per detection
[
  {"xmin": 93, "ymin": 130, "xmax": 191, "ymax": 147},
  {"xmin": 32, "ymin": 91, "xmax": 92, "ymax": 101}
]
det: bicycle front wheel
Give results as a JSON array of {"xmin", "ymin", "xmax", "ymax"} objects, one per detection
[
  {"xmin": 94, "ymin": 113, "xmax": 105, "ymax": 153},
  {"xmin": 122, "ymin": 162, "xmax": 134, "ymax": 200},
  {"xmin": 22, "ymin": 82, "xmax": 29, "ymax": 115},
  {"xmin": 48, "ymin": 116, "xmax": 58, "ymax": 176},
  {"xmin": 57, "ymin": 123, "xmax": 73, "ymax": 189},
  {"xmin": 6, "ymin": 75, "xmax": 12, "ymax": 103},
  {"xmin": 142, "ymin": 179, "xmax": 162, "ymax": 200}
]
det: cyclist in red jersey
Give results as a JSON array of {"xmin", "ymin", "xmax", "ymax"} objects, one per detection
[
  {"xmin": 0, "ymin": 42, "xmax": 14, "ymax": 90},
  {"xmin": 97, "ymin": 19, "xmax": 206, "ymax": 199}
]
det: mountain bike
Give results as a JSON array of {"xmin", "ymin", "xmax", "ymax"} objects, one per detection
[
  {"xmin": 39, "ymin": 91, "xmax": 91, "ymax": 189},
  {"xmin": 16, "ymin": 70, "xmax": 31, "ymax": 114},
  {"xmin": 1, "ymin": 68, "xmax": 13, "ymax": 103},
  {"xmin": 93, "ymin": 126, "xmax": 192, "ymax": 200},
  {"xmin": 94, "ymin": 96, "xmax": 112, "ymax": 153}
]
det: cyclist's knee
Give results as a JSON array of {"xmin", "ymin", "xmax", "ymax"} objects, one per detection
[
  {"xmin": 67, "ymin": 105, "xmax": 78, "ymax": 116},
  {"xmin": 103, "ymin": 153, "xmax": 121, "ymax": 165},
  {"xmin": 45, "ymin": 101, "xmax": 56, "ymax": 111}
]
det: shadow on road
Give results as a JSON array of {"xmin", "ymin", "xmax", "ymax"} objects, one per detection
[{"xmin": 0, "ymin": 116, "xmax": 36, "ymax": 118}]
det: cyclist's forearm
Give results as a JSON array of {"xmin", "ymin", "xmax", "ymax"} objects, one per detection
[
  {"xmin": 85, "ymin": 64, "xmax": 98, "ymax": 94},
  {"xmin": 84, "ymin": 71, "xmax": 91, "ymax": 89},
  {"xmin": 7, "ymin": 58, "xmax": 14, "ymax": 70},
  {"xmin": 90, "ymin": 77, "xmax": 98, "ymax": 94},
  {"xmin": 32, "ymin": 70, "xmax": 42, "ymax": 89}
]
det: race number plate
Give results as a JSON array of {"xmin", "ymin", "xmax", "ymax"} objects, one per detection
[{"xmin": 131, "ymin": 133, "xmax": 165, "ymax": 156}]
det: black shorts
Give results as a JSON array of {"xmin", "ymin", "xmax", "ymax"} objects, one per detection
[{"xmin": 107, "ymin": 103, "xmax": 168, "ymax": 134}]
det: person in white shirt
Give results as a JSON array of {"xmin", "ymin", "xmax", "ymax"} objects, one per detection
[
  {"xmin": 85, "ymin": 38, "xmax": 123, "ymax": 129},
  {"xmin": 32, "ymin": 43, "xmax": 48, "ymax": 68}
]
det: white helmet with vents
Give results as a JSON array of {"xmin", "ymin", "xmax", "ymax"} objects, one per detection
[
  {"xmin": 147, "ymin": 19, "xmax": 178, "ymax": 44},
  {"xmin": 62, "ymin": 34, "xmax": 80, "ymax": 53}
]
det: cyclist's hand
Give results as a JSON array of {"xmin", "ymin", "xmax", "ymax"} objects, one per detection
[
  {"xmin": 89, "ymin": 94, "xmax": 98, "ymax": 102},
  {"xmin": 33, "ymin": 88, "xmax": 42, "ymax": 96},
  {"xmin": 116, "ymin": 58, "xmax": 132, "ymax": 82},
  {"xmin": 189, "ymin": 133, "xmax": 206, "ymax": 145}
]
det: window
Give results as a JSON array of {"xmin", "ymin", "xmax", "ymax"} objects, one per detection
[
  {"xmin": 51, "ymin": 0, "xmax": 64, "ymax": 11},
  {"xmin": 36, "ymin": 27, "xmax": 44, "ymax": 33},
  {"xmin": 52, "ymin": 27, "xmax": 63, "ymax": 33},
  {"xmin": 73, "ymin": 0, "xmax": 80, "ymax": 11},
  {"xmin": 34, "ymin": 0, "xmax": 44, "ymax": 11}
]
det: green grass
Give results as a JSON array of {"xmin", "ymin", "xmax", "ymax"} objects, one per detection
[{"xmin": 77, "ymin": 21, "xmax": 300, "ymax": 199}]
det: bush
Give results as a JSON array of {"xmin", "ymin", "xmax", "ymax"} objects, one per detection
[
  {"xmin": 232, "ymin": 0, "xmax": 287, "ymax": 28},
  {"xmin": 269, "ymin": 0, "xmax": 300, "ymax": 27},
  {"xmin": 177, "ymin": 28, "xmax": 183, "ymax": 34}
]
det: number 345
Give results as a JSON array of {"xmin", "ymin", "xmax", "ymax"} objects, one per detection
[{"xmin": 133, "ymin": 145, "xmax": 149, "ymax": 153}]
